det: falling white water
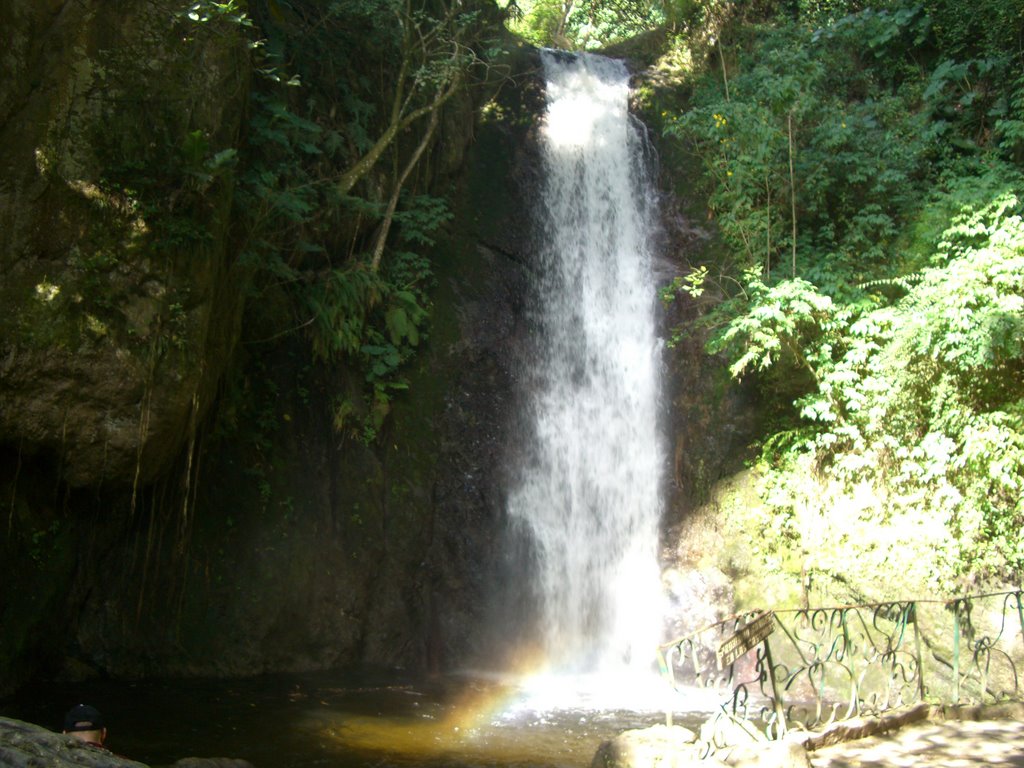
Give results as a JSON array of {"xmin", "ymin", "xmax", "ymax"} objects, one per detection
[{"xmin": 508, "ymin": 51, "xmax": 665, "ymax": 693}]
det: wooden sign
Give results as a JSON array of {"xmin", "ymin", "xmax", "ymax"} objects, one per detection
[{"xmin": 717, "ymin": 612, "xmax": 776, "ymax": 669}]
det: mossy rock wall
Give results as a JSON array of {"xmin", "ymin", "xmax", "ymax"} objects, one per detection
[
  {"xmin": 0, "ymin": 0, "xmax": 248, "ymax": 488},
  {"xmin": 0, "ymin": 0, "xmax": 251, "ymax": 695}
]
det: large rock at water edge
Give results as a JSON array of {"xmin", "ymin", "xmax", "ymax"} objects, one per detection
[
  {"xmin": 0, "ymin": 716, "xmax": 148, "ymax": 768},
  {"xmin": 720, "ymin": 740, "xmax": 812, "ymax": 768},
  {"xmin": 590, "ymin": 724, "xmax": 712, "ymax": 768}
]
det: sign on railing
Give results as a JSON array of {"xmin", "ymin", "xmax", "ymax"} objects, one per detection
[{"xmin": 717, "ymin": 611, "xmax": 775, "ymax": 669}]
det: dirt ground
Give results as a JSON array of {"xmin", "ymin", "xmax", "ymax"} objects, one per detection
[{"xmin": 809, "ymin": 718, "xmax": 1024, "ymax": 768}]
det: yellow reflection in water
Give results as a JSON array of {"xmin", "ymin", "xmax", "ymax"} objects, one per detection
[
  {"xmin": 323, "ymin": 711, "xmax": 589, "ymax": 766},
  {"xmin": 319, "ymin": 655, "xmax": 596, "ymax": 766}
]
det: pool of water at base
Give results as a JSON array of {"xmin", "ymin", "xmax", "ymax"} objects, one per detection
[{"xmin": 0, "ymin": 671, "xmax": 719, "ymax": 768}]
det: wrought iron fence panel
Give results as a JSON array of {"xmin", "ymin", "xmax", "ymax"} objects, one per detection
[
  {"xmin": 768, "ymin": 603, "xmax": 921, "ymax": 728},
  {"xmin": 660, "ymin": 590, "xmax": 1023, "ymax": 743},
  {"xmin": 946, "ymin": 592, "xmax": 1023, "ymax": 704}
]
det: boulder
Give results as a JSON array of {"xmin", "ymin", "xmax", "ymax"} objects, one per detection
[
  {"xmin": 0, "ymin": 717, "xmax": 257, "ymax": 768},
  {"xmin": 590, "ymin": 719, "xmax": 808, "ymax": 768},
  {"xmin": 698, "ymin": 711, "xmax": 765, "ymax": 751},
  {"xmin": 719, "ymin": 741, "xmax": 811, "ymax": 768},
  {"xmin": 590, "ymin": 724, "xmax": 714, "ymax": 768},
  {"xmin": 0, "ymin": 716, "xmax": 148, "ymax": 768}
]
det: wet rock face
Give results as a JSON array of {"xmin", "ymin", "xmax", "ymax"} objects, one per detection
[
  {"xmin": 0, "ymin": 716, "xmax": 254, "ymax": 768},
  {"xmin": 0, "ymin": 0, "xmax": 247, "ymax": 487},
  {"xmin": 412, "ymin": 83, "xmax": 548, "ymax": 667},
  {"xmin": 661, "ymin": 566, "xmax": 735, "ymax": 646},
  {"xmin": 0, "ymin": 0, "xmax": 248, "ymax": 697},
  {"xmin": 0, "ymin": 717, "xmax": 148, "ymax": 768},
  {"xmin": 591, "ymin": 724, "xmax": 701, "ymax": 768}
]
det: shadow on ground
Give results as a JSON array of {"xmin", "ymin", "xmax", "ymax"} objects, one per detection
[{"xmin": 811, "ymin": 720, "xmax": 1024, "ymax": 768}]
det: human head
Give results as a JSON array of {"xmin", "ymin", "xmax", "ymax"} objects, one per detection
[{"xmin": 63, "ymin": 704, "xmax": 106, "ymax": 745}]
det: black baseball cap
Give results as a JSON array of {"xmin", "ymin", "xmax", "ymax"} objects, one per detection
[{"xmin": 63, "ymin": 704, "xmax": 104, "ymax": 732}]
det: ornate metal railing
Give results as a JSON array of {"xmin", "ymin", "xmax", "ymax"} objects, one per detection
[{"xmin": 658, "ymin": 591, "xmax": 1024, "ymax": 747}]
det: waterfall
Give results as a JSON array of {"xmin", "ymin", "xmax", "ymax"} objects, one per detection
[{"xmin": 508, "ymin": 51, "xmax": 665, "ymax": 681}]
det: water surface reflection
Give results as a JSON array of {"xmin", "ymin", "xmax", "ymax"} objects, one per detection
[{"xmin": 1, "ymin": 671, "xmax": 714, "ymax": 767}]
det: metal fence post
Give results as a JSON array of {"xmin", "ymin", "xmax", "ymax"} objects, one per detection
[
  {"xmin": 911, "ymin": 601, "xmax": 925, "ymax": 702},
  {"xmin": 1015, "ymin": 592, "xmax": 1024, "ymax": 657},
  {"xmin": 762, "ymin": 638, "xmax": 787, "ymax": 737},
  {"xmin": 952, "ymin": 600, "xmax": 961, "ymax": 704}
]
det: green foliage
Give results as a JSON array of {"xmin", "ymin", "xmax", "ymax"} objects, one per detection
[
  {"xmin": 507, "ymin": 0, "xmax": 664, "ymax": 49},
  {"xmin": 508, "ymin": 0, "xmax": 566, "ymax": 46},
  {"xmin": 92, "ymin": 4, "xmax": 248, "ymax": 227},
  {"xmin": 238, "ymin": 77, "xmax": 447, "ymax": 427},
  {"xmin": 921, "ymin": 0, "xmax": 1024, "ymax": 61},
  {"xmin": 660, "ymin": 0, "xmax": 1024, "ymax": 588},
  {"xmin": 709, "ymin": 275, "xmax": 840, "ymax": 382},
  {"xmin": 179, "ymin": 0, "xmax": 253, "ymax": 28},
  {"xmin": 85, "ymin": 0, "xmax": 500, "ymax": 451},
  {"xmin": 24, "ymin": 0, "xmax": 253, "ymax": 358},
  {"xmin": 790, "ymin": 0, "xmax": 861, "ymax": 26},
  {"xmin": 237, "ymin": 77, "xmax": 443, "ymax": 432},
  {"xmin": 222, "ymin": 0, "xmax": 494, "ymax": 441},
  {"xmin": 703, "ymin": 193, "xmax": 1024, "ymax": 589},
  {"xmin": 664, "ymin": 14, "xmax": 937, "ymax": 285}
]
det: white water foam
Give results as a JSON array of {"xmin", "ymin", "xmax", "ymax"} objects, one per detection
[{"xmin": 507, "ymin": 51, "xmax": 667, "ymax": 697}]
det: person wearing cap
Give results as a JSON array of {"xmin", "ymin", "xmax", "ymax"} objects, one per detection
[{"xmin": 62, "ymin": 704, "xmax": 108, "ymax": 750}]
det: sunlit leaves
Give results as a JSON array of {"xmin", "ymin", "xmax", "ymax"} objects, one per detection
[
  {"xmin": 709, "ymin": 276, "xmax": 837, "ymax": 379},
  {"xmin": 713, "ymin": 201, "xmax": 1024, "ymax": 586},
  {"xmin": 179, "ymin": 0, "xmax": 253, "ymax": 30},
  {"xmin": 660, "ymin": 0, "xmax": 1024, "ymax": 587},
  {"xmin": 506, "ymin": 0, "xmax": 664, "ymax": 49}
]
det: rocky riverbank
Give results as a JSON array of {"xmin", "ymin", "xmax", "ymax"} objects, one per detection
[
  {"xmin": 0, "ymin": 716, "xmax": 252, "ymax": 768},
  {"xmin": 593, "ymin": 703, "xmax": 1024, "ymax": 768}
]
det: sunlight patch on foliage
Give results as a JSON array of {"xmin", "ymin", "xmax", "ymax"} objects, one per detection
[{"xmin": 659, "ymin": 0, "xmax": 1024, "ymax": 589}]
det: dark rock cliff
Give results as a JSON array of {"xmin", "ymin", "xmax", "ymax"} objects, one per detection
[
  {"xmin": 65, "ymin": 66, "xmax": 548, "ymax": 680},
  {"xmin": 0, "ymin": 0, "xmax": 251, "ymax": 695},
  {"xmin": 0, "ymin": 0, "xmax": 545, "ymax": 691},
  {"xmin": 0, "ymin": 0, "xmax": 248, "ymax": 488}
]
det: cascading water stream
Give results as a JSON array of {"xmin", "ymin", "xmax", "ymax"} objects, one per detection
[{"xmin": 508, "ymin": 51, "xmax": 666, "ymax": 698}]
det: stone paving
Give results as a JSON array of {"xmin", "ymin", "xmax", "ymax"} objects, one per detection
[{"xmin": 809, "ymin": 719, "xmax": 1024, "ymax": 768}]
